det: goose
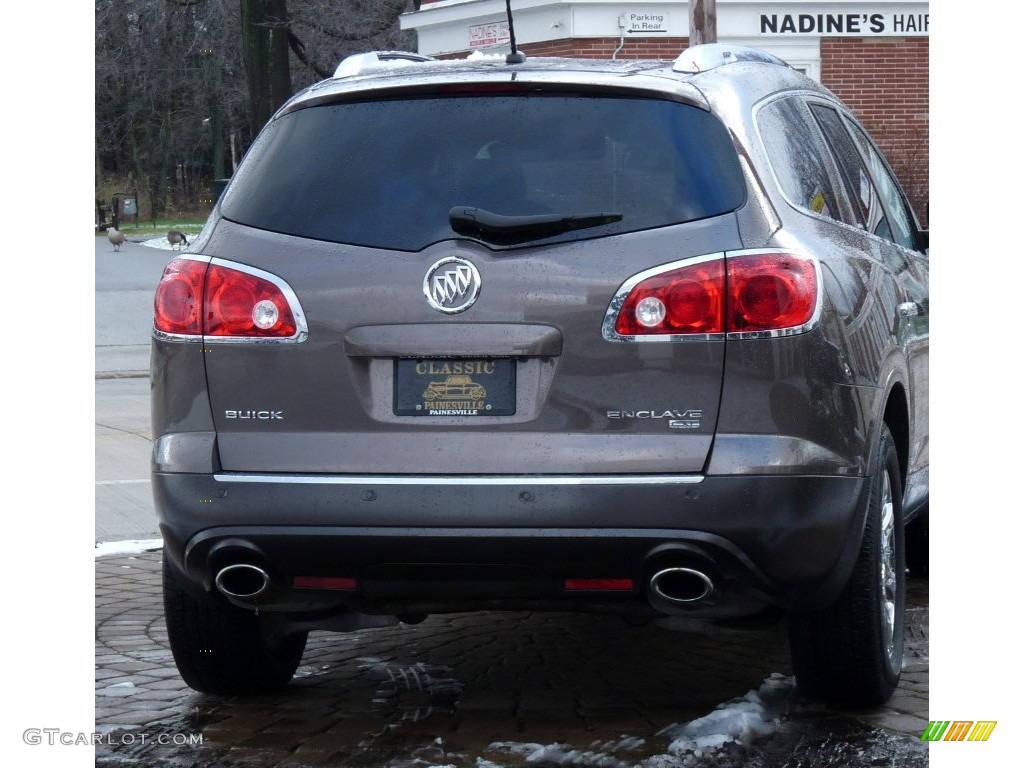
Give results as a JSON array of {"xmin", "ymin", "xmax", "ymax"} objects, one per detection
[
  {"xmin": 168, "ymin": 230, "xmax": 189, "ymax": 250},
  {"xmin": 107, "ymin": 228, "xmax": 126, "ymax": 251}
]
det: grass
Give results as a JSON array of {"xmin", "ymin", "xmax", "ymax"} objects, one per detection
[{"xmin": 96, "ymin": 218, "xmax": 208, "ymax": 239}]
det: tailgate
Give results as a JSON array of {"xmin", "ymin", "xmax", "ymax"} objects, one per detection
[{"xmin": 203, "ymin": 221, "xmax": 739, "ymax": 475}]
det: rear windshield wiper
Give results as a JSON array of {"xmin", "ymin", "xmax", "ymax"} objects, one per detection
[{"xmin": 449, "ymin": 206, "xmax": 623, "ymax": 245}]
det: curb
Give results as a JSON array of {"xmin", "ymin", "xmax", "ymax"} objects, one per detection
[{"xmin": 96, "ymin": 371, "xmax": 149, "ymax": 380}]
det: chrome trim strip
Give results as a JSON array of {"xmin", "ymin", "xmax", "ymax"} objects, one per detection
[
  {"xmin": 173, "ymin": 254, "xmax": 213, "ymax": 265},
  {"xmin": 213, "ymin": 473, "xmax": 704, "ymax": 486},
  {"xmin": 153, "ymin": 329, "xmax": 204, "ymax": 343}
]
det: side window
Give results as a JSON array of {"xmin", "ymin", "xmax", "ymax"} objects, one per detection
[
  {"xmin": 809, "ymin": 103, "xmax": 883, "ymax": 232},
  {"xmin": 757, "ymin": 96, "xmax": 856, "ymax": 226},
  {"xmin": 844, "ymin": 117, "xmax": 918, "ymax": 251}
]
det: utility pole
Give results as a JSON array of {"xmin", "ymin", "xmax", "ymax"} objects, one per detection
[{"xmin": 689, "ymin": 0, "xmax": 717, "ymax": 45}]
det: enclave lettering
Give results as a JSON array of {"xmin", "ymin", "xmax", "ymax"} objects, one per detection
[{"xmin": 608, "ymin": 409, "xmax": 702, "ymax": 419}]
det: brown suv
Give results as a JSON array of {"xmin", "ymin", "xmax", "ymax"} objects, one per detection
[{"xmin": 151, "ymin": 44, "xmax": 928, "ymax": 705}]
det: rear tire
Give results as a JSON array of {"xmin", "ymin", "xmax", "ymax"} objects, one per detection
[
  {"xmin": 788, "ymin": 424, "xmax": 905, "ymax": 707},
  {"xmin": 162, "ymin": 553, "xmax": 307, "ymax": 695}
]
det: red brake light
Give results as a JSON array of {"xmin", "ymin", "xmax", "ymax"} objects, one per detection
[
  {"xmin": 609, "ymin": 251, "xmax": 817, "ymax": 338},
  {"xmin": 154, "ymin": 258, "xmax": 206, "ymax": 336},
  {"xmin": 434, "ymin": 83, "xmax": 530, "ymax": 94},
  {"xmin": 205, "ymin": 263, "xmax": 298, "ymax": 338},
  {"xmin": 727, "ymin": 253, "xmax": 817, "ymax": 333},
  {"xmin": 614, "ymin": 260, "xmax": 725, "ymax": 336},
  {"xmin": 154, "ymin": 258, "xmax": 302, "ymax": 339}
]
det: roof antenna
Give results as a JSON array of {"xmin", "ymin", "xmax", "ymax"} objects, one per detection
[{"xmin": 505, "ymin": 0, "xmax": 526, "ymax": 64}]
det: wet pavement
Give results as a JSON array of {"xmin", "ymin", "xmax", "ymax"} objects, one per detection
[{"xmin": 95, "ymin": 548, "xmax": 929, "ymax": 767}]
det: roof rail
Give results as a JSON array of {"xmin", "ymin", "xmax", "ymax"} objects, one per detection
[
  {"xmin": 672, "ymin": 44, "xmax": 791, "ymax": 74},
  {"xmin": 333, "ymin": 51, "xmax": 436, "ymax": 79}
]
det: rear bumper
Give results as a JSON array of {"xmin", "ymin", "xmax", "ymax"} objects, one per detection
[{"xmin": 154, "ymin": 471, "xmax": 869, "ymax": 619}]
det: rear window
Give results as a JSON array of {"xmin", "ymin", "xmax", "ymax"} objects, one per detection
[{"xmin": 220, "ymin": 94, "xmax": 746, "ymax": 251}]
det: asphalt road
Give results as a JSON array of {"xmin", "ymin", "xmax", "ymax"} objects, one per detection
[
  {"xmin": 96, "ymin": 234, "xmax": 172, "ymax": 378},
  {"xmin": 96, "ymin": 234, "xmax": 171, "ymax": 543},
  {"xmin": 93, "ymin": 234, "xmax": 931, "ymax": 767}
]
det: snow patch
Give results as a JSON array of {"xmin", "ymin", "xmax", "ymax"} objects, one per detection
[
  {"xmin": 658, "ymin": 673, "xmax": 794, "ymax": 758},
  {"xmin": 465, "ymin": 50, "xmax": 509, "ymax": 61},
  {"xmin": 94, "ymin": 539, "xmax": 163, "ymax": 557},
  {"xmin": 486, "ymin": 675, "xmax": 794, "ymax": 767},
  {"xmin": 140, "ymin": 237, "xmax": 188, "ymax": 251}
]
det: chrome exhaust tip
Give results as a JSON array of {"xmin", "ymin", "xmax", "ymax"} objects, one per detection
[
  {"xmin": 215, "ymin": 563, "xmax": 271, "ymax": 599},
  {"xmin": 649, "ymin": 567, "xmax": 715, "ymax": 604}
]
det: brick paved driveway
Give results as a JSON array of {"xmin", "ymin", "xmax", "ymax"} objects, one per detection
[{"xmin": 96, "ymin": 549, "xmax": 928, "ymax": 767}]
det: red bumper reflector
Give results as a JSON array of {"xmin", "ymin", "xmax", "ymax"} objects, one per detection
[
  {"xmin": 293, "ymin": 576, "xmax": 357, "ymax": 591},
  {"xmin": 564, "ymin": 578, "xmax": 634, "ymax": 592}
]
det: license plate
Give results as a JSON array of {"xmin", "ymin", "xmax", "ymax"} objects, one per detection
[{"xmin": 394, "ymin": 359, "xmax": 516, "ymax": 416}]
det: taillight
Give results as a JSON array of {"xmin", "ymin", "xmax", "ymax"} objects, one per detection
[
  {"xmin": 205, "ymin": 263, "xmax": 298, "ymax": 338},
  {"xmin": 605, "ymin": 251, "xmax": 817, "ymax": 340},
  {"xmin": 727, "ymin": 252, "xmax": 817, "ymax": 333},
  {"xmin": 154, "ymin": 257, "xmax": 305, "ymax": 341},
  {"xmin": 154, "ymin": 258, "xmax": 206, "ymax": 336},
  {"xmin": 614, "ymin": 259, "xmax": 725, "ymax": 336}
]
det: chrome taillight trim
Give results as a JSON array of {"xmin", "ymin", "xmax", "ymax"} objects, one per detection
[
  {"xmin": 152, "ymin": 255, "xmax": 309, "ymax": 344},
  {"xmin": 153, "ymin": 328, "xmax": 204, "ymax": 343},
  {"xmin": 214, "ymin": 473, "xmax": 704, "ymax": 487},
  {"xmin": 601, "ymin": 248, "xmax": 822, "ymax": 343}
]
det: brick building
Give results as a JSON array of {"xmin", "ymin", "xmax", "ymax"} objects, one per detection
[{"xmin": 401, "ymin": 0, "xmax": 930, "ymax": 224}]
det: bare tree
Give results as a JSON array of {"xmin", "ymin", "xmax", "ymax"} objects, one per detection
[
  {"xmin": 96, "ymin": 0, "xmax": 245, "ymax": 218},
  {"xmin": 240, "ymin": 0, "xmax": 292, "ymax": 134},
  {"xmin": 288, "ymin": 0, "xmax": 413, "ymax": 78},
  {"xmin": 96, "ymin": 0, "xmax": 416, "ymax": 220}
]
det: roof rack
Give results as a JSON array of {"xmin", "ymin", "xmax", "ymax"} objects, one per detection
[
  {"xmin": 333, "ymin": 50, "xmax": 436, "ymax": 79},
  {"xmin": 672, "ymin": 43, "xmax": 791, "ymax": 74}
]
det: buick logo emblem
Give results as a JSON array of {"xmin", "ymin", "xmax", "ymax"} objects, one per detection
[{"xmin": 424, "ymin": 257, "xmax": 481, "ymax": 314}]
